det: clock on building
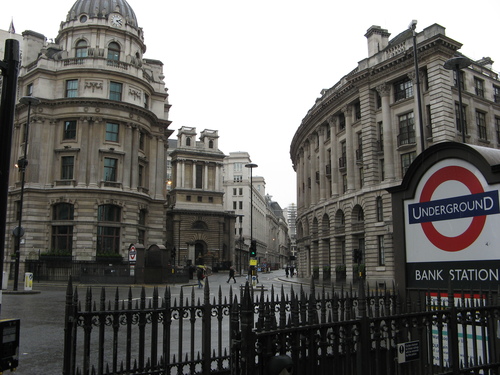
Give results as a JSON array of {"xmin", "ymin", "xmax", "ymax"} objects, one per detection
[{"xmin": 110, "ymin": 14, "xmax": 123, "ymax": 27}]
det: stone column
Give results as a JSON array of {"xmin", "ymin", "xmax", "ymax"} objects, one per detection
[
  {"xmin": 88, "ymin": 117, "xmax": 100, "ymax": 188},
  {"xmin": 328, "ymin": 116, "xmax": 339, "ymax": 197},
  {"xmin": 155, "ymin": 137, "xmax": 166, "ymax": 199},
  {"xmin": 344, "ymin": 105, "xmax": 355, "ymax": 192},
  {"xmin": 130, "ymin": 127, "xmax": 140, "ymax": 190},
  {"xmin": 318, "ymin": 126, "xmax": 327, "ymax": 201},
  {"xmin": 377, "ymin": 84, "xmax": 395, "ymax": 181},
  {"xmin": 77, "ymin": 117, "xmax": 89, "ymax": 186},
  {"xmin": 408, "ymin": 70, "xmax": 425, "ymax": 153}
]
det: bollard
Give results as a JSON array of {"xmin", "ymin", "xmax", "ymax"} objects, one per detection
[{"xmin": 24, "ymin": 272, "xmax": 33, "ymax": 291}]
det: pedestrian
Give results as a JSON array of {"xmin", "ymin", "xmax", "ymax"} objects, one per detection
[
  {"xmin": 197, "ymin": 266, "xmax": 204, "ymax": 288},
  {"xmin": 227, "ymin": 266, "xmax": 236, "ymax": 283},
  {"xmin": 285, "ymin": 265, "xmax": 289, "ymax": 277},
  {"xmin": 290, "ymin": 265, "xmax": 295, "ymax": 277}
]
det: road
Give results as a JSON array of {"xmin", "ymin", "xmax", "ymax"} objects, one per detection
[{"xmin": 0, "ymin": 270, "xmax": 307, "ymax": 375}]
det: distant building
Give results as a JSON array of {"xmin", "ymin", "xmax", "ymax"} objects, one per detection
[
  {"xmin": 166, "ymin": 127, "xmax": 235, "ymax": 269},
  {"xmin": 290, "ymin": 24, "xmax": 500, "ymax": 283}
]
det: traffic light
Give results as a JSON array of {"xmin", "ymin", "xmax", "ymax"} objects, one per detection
[{"xmin": 250, "ymin": 240, "xmax": 257, "ymax": 257}]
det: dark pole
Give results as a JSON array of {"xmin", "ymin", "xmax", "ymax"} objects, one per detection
[
  {"xmin": 410, "ymin": 20, "xmax": 425, "ymax": 152},
  {"xmin": 245, "ymin": 163, "xmax": 257, "ymax": 283},
  {"xmin": 444, "ymin": 56, "xmax": 471, "ymax": 144},
  {"xmin": 13, "ymin": 96, "xmax": 40, "ymax": 291},
  {"xmin": 0, "ymin": 39, "xmax": 20, "ymax": 307}
]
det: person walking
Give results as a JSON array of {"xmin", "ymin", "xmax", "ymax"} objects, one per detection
[
  {"xmin": 197, "ymin": 266, "xmax": 204, "ymax": 288},
  {"xmin": 285, "ymin": 265, "xmax": 289, "ymax": 277},
  {"xmin": 227, "ymin": 266, "xmax": 237, "ymax": 283},
  {"xmin": 290, "ymin": 265, "xmax": 295, "ymax": 277}
]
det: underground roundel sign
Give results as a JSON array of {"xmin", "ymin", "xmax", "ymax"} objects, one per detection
[{"xmin": 405, "ymin": 159, "xmax": 500, "ymax": 263}]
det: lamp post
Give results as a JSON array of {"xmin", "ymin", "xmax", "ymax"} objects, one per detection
[
  {"xmin": 13, "ymin": 96, "xmax": 40, "ymax": 291},
  {"xmin": 245, "ymin": 163, "xmax": 257, "ymax": 284},
  {"xmin": 444, "ymin": 56, "xmax": 472, "ymax": 144},
  {"xmin": 409, "ymin": 20, "xmax": 425, "ymax": 153}
]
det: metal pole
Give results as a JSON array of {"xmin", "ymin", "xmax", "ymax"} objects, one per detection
[
  {"xmin": 245, "ymin": 163, "xmax": 257, "ymax": 283},
  {"xmin": 410, "ymin": 20, "xmax": 425, "ymax": 153},
  {"xmin": 444, "ymin": 56, "xmax": 471, "ymax": 144},
  {"xmin": 13, "ymin": 96, "xmax": 40, "ymax": 291},
  {"xmin": 0, "ymin": 39, "xmax": 20, "ymax": 305}
]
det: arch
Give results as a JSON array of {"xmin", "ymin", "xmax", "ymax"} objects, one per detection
[
  {"xmin": 107, "ymin": 41, "xmax": 121, "ymax": 61},
  {"xmin": 75, "ymin": 39, "xmax": 88, "ymax": 58},
  {"xmin": 311, "ymin": 217, "xmax": 319, "ymax": 237},
  {"xmin": 192, "ymin": 220, "xmax": 208, "ymax": 230},
  {"xmin": 321, "ymin": 213, "xmax": 330, "ymax": 237},
  {"xmin": 335, "ymin": 209, "xmax": 345, "ymax": 228},
  {"xmin": 186, "ymin": 137, "xmax": 191, "ymax": 146},
  {"xmin": 352, "ymin": 204, "xmax": 364, "ymax": 222}
]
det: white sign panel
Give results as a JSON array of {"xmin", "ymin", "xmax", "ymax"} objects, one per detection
[{"xmin": 403, "ymin": 159, "xmax": 500, "ymax": 288}]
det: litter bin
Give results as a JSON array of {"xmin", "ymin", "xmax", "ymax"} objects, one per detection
[{"xmin": 24, "ymin": 272, "xmax": 33, "ymax": 291}]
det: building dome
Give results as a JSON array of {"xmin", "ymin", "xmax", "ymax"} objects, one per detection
[{"xmin": 66, "ymin": 0, "xmax": 138, "ymax": 28}]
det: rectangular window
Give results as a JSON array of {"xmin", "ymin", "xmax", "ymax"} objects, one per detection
[
  {"xmin": 233, "ymin": 175, "xmax": 242, "ymax": 182},
  {"xmin": 342, "ymin": 174, "xmax": 347, "ymax": 194},
  {"xmin": 233, "ymin": 201, "xmax": 237, "ymax": 210},
  {"xmin": 66, "ymin": 80, "xmax": 78, "ymax": 98},
  {"xmin": 239, "ymin": 201, "xmax": 243, "ymax": 209},
  {"xmin": 494, "ymin": 85, "xmax": 500, "ymax": 104},
  {"xmin": 61, "ymin": 156, "xmax": 74, "ymax": 180},
  {"xmin": 197, "ymin": 196, "xmax": 202, "ymax": 202},
  {"xmin": 476, "ymin": 111, "xmax": 487, "ymax": 140},
  {"xmin": 339, "ymin": 141, "xmax": 346, "ymax": 169},
  {"xmin": 109, "ymin": 81, "xmax": 122, "ymax": 101},
  {"xmin": 97, "ymin": 226, "xmax": 120, "ymax": 254},
  {"xmin": 104, "ymin": 157, "xmax": 117, "ymax": 182},
  {"xmin": 474, "ymin": 77, "xmax": 484, "ymax": 98},
  {"xmin": 105, "ymin": 123, "xmax": 119, "ymax": 142},
  {"xmin": 233, "ymin": 188, "xmax": 237, "ymax": 195},
  {"xmin": 398, "ymin": 112, "xmax": 415, "ymax": 145},
  {"xmin": 453, "ymin": 70, "xmax": 465, "ymax": 90},
  {"xmin": 338, "ymin": 113, "xmax": 346, "ymax": 131},
  {"xmin": 139, "ymin": 131, "xmax": 145, "ymax": 150},
  {"xmin": 26, "ymin": 83, "xmax": 33, "ymax": 96},
  {"xmin": 144, "ymin": 93, "xmax": 149, "ymax": 109},
  {"xmin": 239, "ymin": 188, "xmax": 243, "ymax": 195},
  {"xmin": 401, "ymin": 152, "xmax": 416, "ymax": 176},
  {"xmin": 138, "ymin": 165, "xmax": 144, "ymax": 187},
  {"xmin": 354, "ymin": 102, "xmax": 361, "ymax": 120},
  {"xmin": 378, "ymin": 235, "xmax": 385, "ymax": 266},
  {"xmin": 394, "ymin": 78, "xmax": 413, "ymax": 101},
  {"xmin": 63, "ymin": 120, "xmax": 77, "ymax": 140},
  {"xmin": 378, "ymin": 122, "xmax": 384, "ymax": 152},
  {"xmin": 234, "ymin": 162, "xmax": 243, "ymax": 172},
  {"xmin": 495, "ymin": 117, "xmax": 500, "ymax": 143},
  {"xmin": 52, "ymin": 226, "xmax": 74, "ymax": 253},
  {"xmin": 195, "ymin": 164, "xmax": 203, "ymax": 189},
  {"xmin": 455, "ymin": 103, "xmax": 468, "ymax": 134}
]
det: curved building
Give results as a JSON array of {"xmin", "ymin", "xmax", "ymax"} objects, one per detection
[
  {"xmin": 290, "ymin": 24, "xmax": 500, "ymax": 283},
  {"xmin": 6, "ymin": 0, "xmax": 172, "ymax": 275}
]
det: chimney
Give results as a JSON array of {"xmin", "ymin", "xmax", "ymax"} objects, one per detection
[{"xmin": 365, "ymin": 25, "xmax": 390, "ymax": 58}]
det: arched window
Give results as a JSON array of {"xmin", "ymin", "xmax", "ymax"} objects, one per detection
[
  {"xmin": 76, "ymin": 40, "xmax": 88, "ymax": 58},
  {"xmin": 97, "ymin": 204, "xmax": 121, "ymax": 254},
  {"xmin": 107, "ymin": 42, "xmax": 120, "ymax": 61},
  {"xmin": 51, "ymin": 203, "xmax": 74, "ymax": 254},
  {"xmin": 209, "ymin": 139, "xmax": 214, "ymax": 149},
  {"xmin": 186, "ymin": 137, "xmax": 191, "ymax": 146}
]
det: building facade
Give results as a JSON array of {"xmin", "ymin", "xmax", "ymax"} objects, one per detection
[
  {"xmin": 290, "ymin": 24, "xmax": 500, "ymax": 282},
  {"xmin": 166, "ymin": 127, "xmax": 235, "ymax": 269},
  {"xmin": 4, "ymin": 0, "xmax": 172, "ymax": 277}
]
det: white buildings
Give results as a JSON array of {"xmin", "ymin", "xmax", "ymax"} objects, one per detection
[{"xmin": 290, "ymin": 24, "xmax": 500, "ymax": 283}]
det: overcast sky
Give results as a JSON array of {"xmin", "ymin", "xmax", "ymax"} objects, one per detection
[{"xmin": 1, "ymin": 0, "xmax": 499, "ymax": 207}]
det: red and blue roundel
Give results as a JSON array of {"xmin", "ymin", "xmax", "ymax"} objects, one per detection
[{"xmin": 408, "ymin": 165, "xmax": 500, "ymax": 252}]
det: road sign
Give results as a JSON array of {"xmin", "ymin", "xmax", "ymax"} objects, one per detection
[
  {"xmin": 397, "ymin": 340, "xmax": 420, "ymax": 363},
  {"xmin": 129, "ymin": 245, "xmax": 136, "ymax": 262}
]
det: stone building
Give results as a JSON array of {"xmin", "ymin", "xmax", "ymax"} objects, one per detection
[
  {"xmin": 4, "ymin": 0, "xmax": 172, "ymax": 277},
  {"xmin": 166, "ymin": 127, "xmax": 235, "ymax": 269},
  {"xmin": 290, "ymin": 24, "xmax": 500, "ymax": 282}
]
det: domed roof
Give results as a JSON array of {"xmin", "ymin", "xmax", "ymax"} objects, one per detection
[{"xmin": 66, "ymin": 0, "xmax": 138, "ymax": 28}]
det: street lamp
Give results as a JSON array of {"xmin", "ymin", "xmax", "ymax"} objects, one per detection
[
  {"xmin": 13, "ymin": 96, "xmax": 40, "ymax": 291},
  {"xmin": 245, "ymin": 163, "xmax": 257, "ymax": 284},
  {"xmin": 409, "ymin": 20, "xmax": 425, "ymax": 152},
  {"xmin": 444, "ymin": 56, "xmax": 472, "ymax": 144}
]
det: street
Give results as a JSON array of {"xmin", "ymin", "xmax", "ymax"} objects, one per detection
[{"xmin": 0, "ymin": 270, "xmax": 307, "ymax": 375}]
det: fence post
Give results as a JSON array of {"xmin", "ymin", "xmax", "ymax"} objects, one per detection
[
  {"xmin": 356, "ymin": 281, "xmax": 370, "ymax": 375},
  {"xmin": 202, "ymin": 277, "xmax": 212, "ymax": 374},
  {"xmin": 62, "ymin": 277, "xmax": 74, "ymax": 375},
  {"xmin": 447, "ymin": 286, "xmax": 460, "ymax": 372},
  {"xmin": 240, "ymin": 282, "xmax": 255, "ymax": 375}
]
